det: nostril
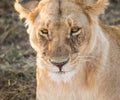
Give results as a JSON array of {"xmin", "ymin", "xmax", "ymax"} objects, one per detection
[{"xmin": 49, "ymin": 59, "xmax": 69, "ymax": 70}]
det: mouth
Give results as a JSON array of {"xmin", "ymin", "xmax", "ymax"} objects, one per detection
[
  {"xmin": 51, "ymin": 70, "xmax": 73, "ymax": 74},
  {"xmin": 48, "ymin": 70, "xmax": 76, "ymax": 82},
  {"xmin": 55, "ymin": 71, "xmax": 65, "ymax": 74}
]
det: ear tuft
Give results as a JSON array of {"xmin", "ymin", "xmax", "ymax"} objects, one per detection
[
  {"xmin": 84, "ymin": 0, "xmax": 109, "ymax": 16},
  {"xmin": 14, "ymin": 0, "xmax": 39, "ymax": 19}
]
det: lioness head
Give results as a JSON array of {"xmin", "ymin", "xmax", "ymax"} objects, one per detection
[{"xmin": 15, "ymin": 0, "xmax": 108, "ymax": 82}]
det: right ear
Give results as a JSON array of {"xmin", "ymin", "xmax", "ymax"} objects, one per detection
[{"xmin": 14, "ymin": 0, "xmax": 39, "ymax": 19}]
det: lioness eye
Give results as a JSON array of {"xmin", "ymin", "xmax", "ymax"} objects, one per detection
[
  {"xmin": 71, "ymin": 27, "xmax": 81, "ymax": 36},
  {"xmin": 40, "ymin": 29, "xmax": 49, "ymax": 38},
  {"xmin": 41, "ymin": 29, "xmax": 48, "ymax": 35}
]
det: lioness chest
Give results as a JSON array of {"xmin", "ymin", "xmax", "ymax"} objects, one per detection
[
  {"xmin": 37, "ymin": 80, "xmax": 96, "ymax": 100},
  {"xmin": 36, "ymin": 64, "xmax": 98, "ymax": 100}
]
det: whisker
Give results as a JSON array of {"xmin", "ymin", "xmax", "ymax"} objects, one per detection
[
  {"xmin": 78, "ymin": 55, "xmax": 99, "ymax": 61},
  {"xmin": 71, "ymin": 55, "xmax": 99, "ymax": 65}
]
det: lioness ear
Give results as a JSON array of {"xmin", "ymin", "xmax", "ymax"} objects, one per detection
[
  {"xmin": 14, "ymin": 0, "xmax": 39, "ymax": 19},
  {"xmin": 82, "ymin": 0, "xmax": 109, "ymax": 16}
]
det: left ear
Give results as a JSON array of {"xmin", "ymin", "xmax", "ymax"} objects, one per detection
[
  {"xmin": 82, "ymin": 0, "xmax": 109, "ymax": 16},
  {"xmin": 14, "ymin": 0, "xmax": 40, "ymax": 19}
]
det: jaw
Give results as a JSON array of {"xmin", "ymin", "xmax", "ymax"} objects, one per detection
[
  {"xmin": 37, "ymin": 60, "xmax": 78, "ymax": 83},
  {"xmin": 48, "ymin": 70, "xmax": 77, "ymax": 83},
  {"xmin": 37, "ymin": 62, "xmax": 77, "ymax": 83},
  {"xmin": 37, "ymin": 54, "xmax": 80, "ymax": 83}
]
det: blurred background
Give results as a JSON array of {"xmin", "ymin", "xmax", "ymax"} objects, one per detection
[{"xmin": 0, "ymin": 0, "xmax": 120, "ymax": 100}]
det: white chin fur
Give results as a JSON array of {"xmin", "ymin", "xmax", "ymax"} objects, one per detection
[{"xmin": 48, "ymin": 71, "xmax": 76, "ymax": 83}]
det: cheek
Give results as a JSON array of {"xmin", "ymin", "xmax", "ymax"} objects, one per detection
[
  {"xmin": 29, "ymin": 32, "xmax": 47, "ymax": 53},
  {"xmin": 37, "ymin": 35, "xmax": 50, "ymax": 56},
  {"xmin": 69, "ymin": 32, "xmax": 87, "ymax": 53},
  {"xmin": 78, "ymin": 31, "xmax": 91, "ymax": 53},
  {"xmin": 77, "ymin": 32, "xmax": 86, "ymax": 45}
]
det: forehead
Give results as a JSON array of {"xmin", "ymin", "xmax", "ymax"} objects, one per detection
[{"xmin": 35, "ymin": 0, "xmax": 88, "ymax": 27}]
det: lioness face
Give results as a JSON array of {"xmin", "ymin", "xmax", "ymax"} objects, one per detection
[
  {"xmin": 27, "ymin": 1, "xmax": 91, "ymax": 81},
  {"xmin": 15, "ymin": 0, "xmax": 109, "ymax": 82},
  {"xmin": 15, "ymin": 0, "xmax": 108, "ymax": 82}
]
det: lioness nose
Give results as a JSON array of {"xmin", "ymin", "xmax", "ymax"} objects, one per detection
[{"xmin": 50, "ymin": 59, "xmax": 69, "ymax": 71}]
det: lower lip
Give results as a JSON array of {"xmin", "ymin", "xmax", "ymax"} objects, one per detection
[
  {"xmin": 53, "ymin": 71, "xmax": 72, "ymax": 74},
  {"xmin": 52, "ymin": 71, "xmax": 65, "ymax": 74},
  {"xmin": 57, "ymin": 71, "xmax": 65, "ymax": 74}
]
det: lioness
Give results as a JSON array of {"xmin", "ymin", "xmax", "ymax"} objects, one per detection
[{"xmin": 14, "ymin": 0, "xmax": 120, "ymax": 100}]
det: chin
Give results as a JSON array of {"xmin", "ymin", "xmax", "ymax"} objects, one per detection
[{"xmin": 48, "ymin": 70, "xmax": 76, "ymax": 83}]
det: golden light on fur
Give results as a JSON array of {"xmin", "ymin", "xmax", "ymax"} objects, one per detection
[{"xmin": 15, "ymin": 0, "xmax": 120, "ymax": 100}]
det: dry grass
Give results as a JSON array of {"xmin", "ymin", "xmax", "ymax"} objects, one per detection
[
  {"xmin": 0, "ymin": 0, "xmax": 120, "ymax": 100},
  {"xmin": 0, "ymin": 0, "xmax": 36, "ymax": 99}
]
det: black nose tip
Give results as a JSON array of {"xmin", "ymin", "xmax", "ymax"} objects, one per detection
[{"xmin": 50, "ymin": 59, "xmax": 69, "ymax": 71}]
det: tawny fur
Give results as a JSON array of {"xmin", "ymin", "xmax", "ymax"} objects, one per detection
[{"xmin": 14, "ymin": 0, "xmax": 120, "ymax": 100}]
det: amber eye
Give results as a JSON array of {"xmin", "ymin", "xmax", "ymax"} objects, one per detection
[
  {"xmin": 41, "ymin": 29, "xmax": 48, "ymax": 35},
  {"xmin": 39, "ymin": 29, "xmax": 49, "ymax": 39},
  {"xmin": 71, "ymin": 27, "xmax": 81, "ymax": 36}
]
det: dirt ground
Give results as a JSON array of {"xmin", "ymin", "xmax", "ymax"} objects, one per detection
[{"xmin": 0, "ymin": 0, "xmax": 120, "ymax": 100}]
